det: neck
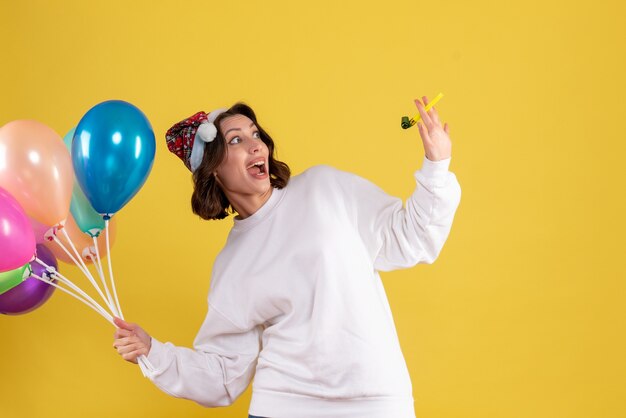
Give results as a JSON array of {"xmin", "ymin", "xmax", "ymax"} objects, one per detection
[{"xmin": 227, "ymin": 187, "xmax": 273, "ymax": 219}]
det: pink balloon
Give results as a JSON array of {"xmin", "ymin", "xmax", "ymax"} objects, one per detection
[
  {"xmin": 0, "ymin": 187, "xmax": 36, "ymax": 272},
  {"xmin": 0, "ymin": 120, "xmax": 73, "ymax": 227}
]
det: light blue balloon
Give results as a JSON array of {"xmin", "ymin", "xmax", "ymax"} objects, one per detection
[
  {"xmin": 72, "ymin": 100, "xmax": 156, "ymax": 216},
  {"xmin": 63, "ymin": 127, "xmax": 105, "ymax": 237}
]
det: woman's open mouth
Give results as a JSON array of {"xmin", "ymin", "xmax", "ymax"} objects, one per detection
[{"xmin": 246, "ymin": 159, "xmax": 268, "ymax": 178}]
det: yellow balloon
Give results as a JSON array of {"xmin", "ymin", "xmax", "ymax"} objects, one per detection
[{"xmin": 0, "ymin": 120, "xmax": 73, "ymax": 226}]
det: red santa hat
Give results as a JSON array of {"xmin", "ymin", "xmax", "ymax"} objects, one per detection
[{"xmin": 165, "ymin": 108, "xmax": 227, "ymax": 172}]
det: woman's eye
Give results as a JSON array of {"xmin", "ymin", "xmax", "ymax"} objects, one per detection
[{"xmin": 228, "ymin": 131, "xmax": 259, "ymax": 144}]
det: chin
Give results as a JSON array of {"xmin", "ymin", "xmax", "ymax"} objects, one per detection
[{"xmin": 257, "ymin": 179, "xmax": 272, "ymax": 193}]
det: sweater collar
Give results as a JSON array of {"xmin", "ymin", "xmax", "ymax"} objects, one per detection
[{"xmin": 232, "ymin": 186, "xmax": 285, "ymax": 232}]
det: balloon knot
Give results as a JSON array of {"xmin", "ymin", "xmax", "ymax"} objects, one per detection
[{"xmin": 44, "ymin": 266, "xmax": 57, "ymax": 280}]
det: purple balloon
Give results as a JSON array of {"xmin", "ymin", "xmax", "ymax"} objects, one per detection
[{"xmin": 0, "ymin": 244, "xmax": 58, "ymax": 315}]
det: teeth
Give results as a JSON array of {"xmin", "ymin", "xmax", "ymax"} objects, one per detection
[{"xmin": 248, "ymin": 160, "xmax": 265, "ymax": 168}]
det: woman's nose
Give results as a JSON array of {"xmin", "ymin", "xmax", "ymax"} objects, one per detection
[{"xmin": 249, "ymin": 140, "xmax": 261, "ymax": 153}]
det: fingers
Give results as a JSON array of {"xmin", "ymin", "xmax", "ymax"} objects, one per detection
[
  {"xmin": 423, "ymin": 95, "xmax": 441, "ymax": 126},
  {"xmin": 115, "ymin": 341, "xmax": 145, "ymax": 355},
  {"xmin": 417, "ymin": 96, "xmax": 442, "ymax": 128},
  {"xmin": 123, "ymin": 349, "xmax": 147, "ymax": 364},
  {"xmin": 414, "ymin": 97, "xmax": 433, "ymax": 130},
  {"xmin": 113, "ymin": 328, "xmax": 133, "ymax": 339},
  {"xmin": 113, "ymin": 336, "xmax": 149, "ymax": 365},
  {"xmin": 417, "ymin": 121, "xmax": 431, "ymax": 144},
  {"xmin": 114, "ymin": 317, "xmax": 136, "ymax": 331},
  {"xmin": 113, "ymin": 336, "xmax": 136, "ymax": 349},
  {"xmin": 112, "ymin": 318, "xmax": 150, "ymax": 364}
]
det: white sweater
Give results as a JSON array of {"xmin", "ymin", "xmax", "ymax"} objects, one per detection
[{"xmin": 140, "ymin": 156, "xmax": 461, "ymax": 418}]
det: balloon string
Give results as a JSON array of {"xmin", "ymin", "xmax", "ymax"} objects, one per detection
[
  {"xmin": 105, "ymin": 219, "xmax": 124, "ymax": 320},
  {"xmin": 31, "ymin": 259, "xmax": 113, "ymax": 323},
  {"xmin": 42, "ymin": 234, "xmax": 151, "ymax": 375},
  {"xmin": 59, "ymin": 228, "xmax": 119, "ymax": 317},
  {"xmin": 137, "ymin": 355, "xmax": 151, "ymax": 376},
  {"xmin": 100, "ymin": 223, "xmax": 150, "ymax": 374},
  {"xmin": 53, "ymin": 237, "xmax": 110, "ymax": 308},
  {"xmin": 32, "ymin": 265, "xmax": 151, "ymax": 374},
  {"xmin": 33, "ymin": 257, "xmax": 111, "ymax": 319},
  {"xmin": 102, "ymin": 222, "xmax": 149, "ymax": 373},
  {"xmin": 85, "ymin": 234, "xmax": 118, "ymax": 318},
  {"xmin": 85, "ymin": 253, "xmax": 115, "ymax": 315},
  {"xmin": 51, "ymin": 235, "xmax": 116, "ymax": 316},
  {"xmin": 32, "ymin": 275, "xmax": 113, "ymax": 325},
  {"xmin": 87, "ymin": 237, "xmax": 119, "ymax": 320},
  {"xmin": 91, "ymin": 236, "xmax": 107, "ymax": 283}
]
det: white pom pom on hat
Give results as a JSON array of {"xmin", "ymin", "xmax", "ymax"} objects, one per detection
[{"xmin": 196, "ymin": 122, "xmax": 218, "ymax": 143}]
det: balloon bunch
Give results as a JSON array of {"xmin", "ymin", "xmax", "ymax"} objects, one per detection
[{"xmin": 0, "ymin": 100, "xmax": 155, "ymax": 369}]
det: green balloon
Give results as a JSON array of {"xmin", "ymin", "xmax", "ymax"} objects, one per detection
[
  {"xmin": 63, "ymin": 128, "xmax": 105, "ymax": 237},
  {"xmin": 0, "ymin": 264, "xmax": 32, "ymax": 295}
]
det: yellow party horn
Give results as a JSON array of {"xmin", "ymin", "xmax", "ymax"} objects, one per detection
[{"xmin": 401, "ymin": 92, "xmax": 444, "ymax": 129}]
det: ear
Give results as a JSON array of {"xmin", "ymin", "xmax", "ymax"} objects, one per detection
[{"xmin": 213, "ymin": 172, "xmax": 223, "ymax": 188}]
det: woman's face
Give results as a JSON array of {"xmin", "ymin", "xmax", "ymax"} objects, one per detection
[{"xmin": 214, "ymin": 114, "xmax": 271, "ymax": 197}]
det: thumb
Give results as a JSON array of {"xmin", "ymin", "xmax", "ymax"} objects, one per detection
[{"xmin": 114, "ymin": 317, "xmax": 135, "ymax": 331}]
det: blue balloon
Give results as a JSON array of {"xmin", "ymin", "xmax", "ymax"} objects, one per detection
[
  {"xmin": 64, "ymin": 127, "xmax": 106, "ymax": 236},
  {"xmin": 72, "ymin": 100, "xmax": 156, "ymax": 216}
]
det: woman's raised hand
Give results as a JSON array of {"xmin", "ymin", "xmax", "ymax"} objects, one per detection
[
  {"xmin": 113, "ymin": 317, "xmax": 152, "ymax": 364},
  {"xmin": 414, "ymin": 96, "xmax": 452, "ymax": 162}
]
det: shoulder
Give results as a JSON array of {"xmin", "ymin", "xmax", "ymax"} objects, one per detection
[
  {"xmin": 286, "ymin": 165, "xmax": 370, "ymax": 207},
  {"xmin": 296, "ymin": 164, "xmax": 357, "ymax": 186},
  {"xmin": 296, "ymin": 164, "xmax": 382, "ymax": 193}
]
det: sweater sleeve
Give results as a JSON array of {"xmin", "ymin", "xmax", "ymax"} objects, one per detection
[
  {"xmin": 349, "ymin": 155, "xmax": 461, "ymax": 271},
  {"xmin": 138, "ymin": 303, "xmax": 262, "ymax": 407}
]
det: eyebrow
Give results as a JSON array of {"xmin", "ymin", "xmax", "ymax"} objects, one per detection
[{"xmin": 224, "ymin": 123, "xmax": 256, "ymax": 137}]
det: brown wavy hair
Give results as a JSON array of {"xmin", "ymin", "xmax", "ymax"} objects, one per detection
[{"xmin": 191, "ymin": 102, "xmax": 291, "ymax": 220}]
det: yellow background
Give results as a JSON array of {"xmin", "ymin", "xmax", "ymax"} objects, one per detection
[{"xmin": 1, "ymin": 0, "xmax": 624, "ymax": 417}]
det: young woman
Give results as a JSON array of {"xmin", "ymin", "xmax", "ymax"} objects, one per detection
[{"xmin": 113, "ymin": 97, "xmax": 461, "ymax": 418}]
